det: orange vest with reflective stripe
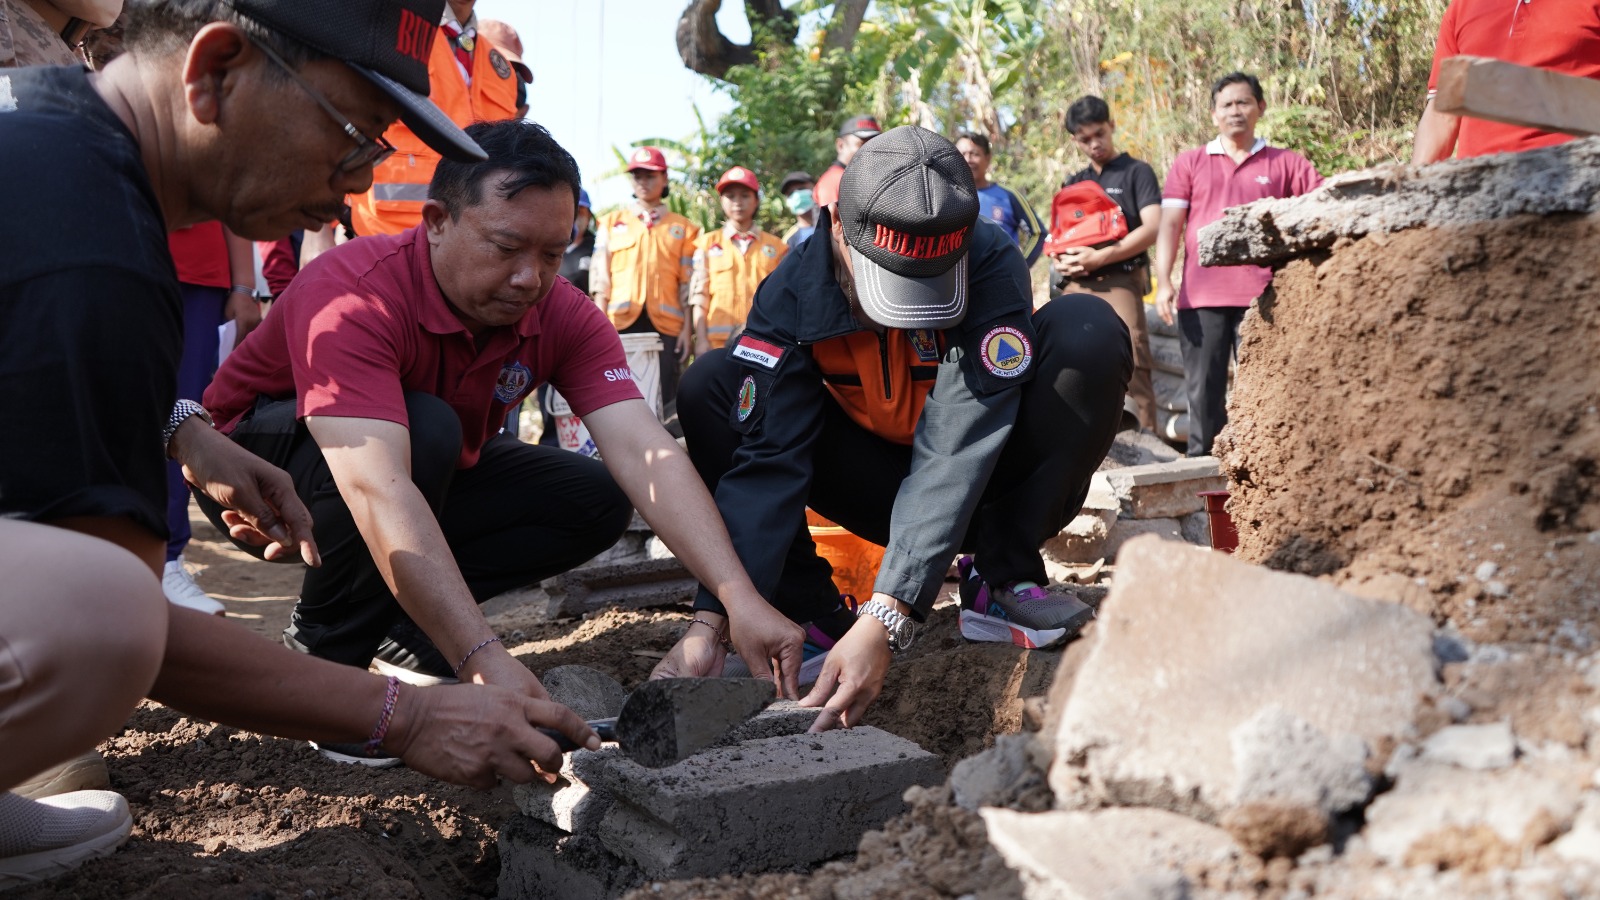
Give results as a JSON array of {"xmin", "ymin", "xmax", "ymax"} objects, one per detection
[
  {"xmin": 699, "ymin": 230, "xmax": 786, "ymax": 349},
  {"xmin": 811, "ymin": 328, "xmax": 943, "ymax": 445},
  {"xmin": 348, "ymin": 29, "xmax": 519, "ymax": 237},
  {"xmin": 600, "ymin": 210, "xmax": 699, "ymax": 336}
]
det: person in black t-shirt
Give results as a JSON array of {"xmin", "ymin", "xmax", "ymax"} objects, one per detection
[
  {"xmin": 1050, "ymin": 95, "xmax": 1164, "ymax": 434},
  {"xmin": 0, "ymin": 1, "xmax": 599, "ymax": 883}
]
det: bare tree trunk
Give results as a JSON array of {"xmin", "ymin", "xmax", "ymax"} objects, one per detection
[
  {"xmin": 677, "ymin": 0, "xmax": 799, "ymax": 80},
  {"xmin": 823, "ymin": 0, "xmax": 871, "ymax": 53}
]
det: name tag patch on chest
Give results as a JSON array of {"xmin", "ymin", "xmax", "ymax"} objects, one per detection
[
  {"xmin": 495, "ymin": 361, "xmax": 532, "ymax": 403},
  {"xmin": 730, "ymin": 335, "xmax": 785, "ymax": 370},
  {"xmin": 981, "ymin": 326, "xmax": 1032, "ymax": 379},
  {"xmin": 707, "ymin": 244, "xmax": 724, "ymax": 257},
  {"xmin": 908, "ymin": 329, "xmax": 940, "ymax": 362}
]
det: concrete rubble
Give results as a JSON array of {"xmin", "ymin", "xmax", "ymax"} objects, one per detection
[
  {"xmin": 1050, "ymin": 536, "xmax": 1438, "ymax": 821},
  {"xmin": 1198, "ymin": 136, "xmax": 1600, "ymax": 268},
  {"xmin": 1045, "ymin": 451, "xmax": 1224, "ymax": 569}
]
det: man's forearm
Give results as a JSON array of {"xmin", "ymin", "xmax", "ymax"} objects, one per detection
[
  {"xmin": 1155, "ymin": 215, "xmax": 1185, "ymax": 286},
  {"xmin": 1411, "ymin": 99, "xmax": 1460, "ymax": 166},
  {"xmin": 1097, "ymin": 219, "xmax": 1160, "ymax": 267},
  {"xmin": 151, "ymin": 606, "xmax": 387, "ymax": 743}
]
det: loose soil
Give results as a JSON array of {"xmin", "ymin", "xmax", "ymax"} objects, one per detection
[
  {"xmin": 1214, "ymin": 213, "xmax": 1600, "ymax": 646},
  {"xmin": 9, "ymin": 510, "xmax": 1065, "ymax": 899}
]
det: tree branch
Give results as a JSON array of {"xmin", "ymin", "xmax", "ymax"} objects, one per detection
[{"xmin": 678, "ymin": 0, "xmax": 799, "ymax": 81}]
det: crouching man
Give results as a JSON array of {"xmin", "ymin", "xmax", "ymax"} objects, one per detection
[
  {"xmin": 203, "ymin": 121, "xmax": 806, "ymax": 763},
  {"xmin": 653, "ymin": 127, "xmax": 1132, "ymax": 728}
]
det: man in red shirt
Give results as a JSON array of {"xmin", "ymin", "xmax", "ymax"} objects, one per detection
[
  {"xmin": 813, "ymin": 114, "xmax": 881, "ymax": 208},
  {"xmin": 205, "ymin": 122, "xmax": 805, "ymax": 759},
  {"xmin": 1155, "ymin": 72, "xmax": 1321, "ymax": 457},
  {"xmin": 1413, "ymin": 0, "xmax": 1600, "ymax": 164}
]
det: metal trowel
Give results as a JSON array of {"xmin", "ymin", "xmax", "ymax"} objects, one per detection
[{"xmin": 540, "ymin": 677, "xmax": 774, "ymax": 768}]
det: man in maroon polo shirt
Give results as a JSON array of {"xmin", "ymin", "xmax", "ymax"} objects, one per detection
[
  {"xmin": 1154, "ymin": 71, "xmax": 1321, "ymax": 457},
  {"xmin": 205, "ymin": 122, "xmax": 805, "ymax": 759}
]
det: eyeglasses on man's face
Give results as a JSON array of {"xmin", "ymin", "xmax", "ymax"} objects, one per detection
[{"xmin": 246, "ymin": 34, "xmax": 396, "ymax": 174}]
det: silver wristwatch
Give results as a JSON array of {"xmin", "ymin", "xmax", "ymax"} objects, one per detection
[
  {"xmin": 163, "ymin": 399, "xmax": 213, "ymax": 453},
  {"xmin": 857, "ymin": 599, "xmax": 915, "ymax": 652}
]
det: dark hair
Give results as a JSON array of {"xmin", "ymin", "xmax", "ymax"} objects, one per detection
[
  {"xmin": 121, "ymin": 0, "xmax": 329, "ymax": 72},
  {"xmin": 954, "ymin": 131, "xmax": 990, "ymax": 156},
  {"xmin": 1211, "ymin": 71, "xmax": 1264, "ymax": 106},
  {"xmin": 430, "ymin": 120, "xmax": 583, "ymax": 220},
  {"xmin": 1065, "ymin": 95, "xmax": 1112, "ymax": 133}
]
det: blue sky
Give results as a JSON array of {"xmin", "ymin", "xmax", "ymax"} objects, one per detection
[{"xmin": 472, "ymin": 0, "xmax": 748, "ymax": 211}]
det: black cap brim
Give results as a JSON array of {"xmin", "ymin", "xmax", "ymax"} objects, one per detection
[
  {"xmin": 351, "ymin": 63, "xmax": 486, "ymax": 163},
  {"xmin": 849, "ymin": 246, "xmax": 968, "ymax": 330}
]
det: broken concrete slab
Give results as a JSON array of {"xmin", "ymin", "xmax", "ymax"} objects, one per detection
[
  {"xmin": 1051, "ymin": 536, "xmax": 1438, "ymax": 822},
  {"xmin": 1042, "ymin": 512, "xmax": 1114, "ymax": 566},
  {"xmin": 1198, "ymin": 137, "xmax": 1600, "ymax": 269},
  {"xmin": 542, "ymin": 665, "xmax": 629, "ymax": 720},
  {"xmin": 1420, "ymin": 721, "xmax": 1517, "ymax": 770},
  {"xmin": 498, "ymin": 812, "xmax": 643, "ymax": 900},
  {"xmin": 592, "ymin": 727, "xmax": 942, "ymax": 878},
  {"xmin": 950, "ymin": 733, "xmax": 1047, "ymax": 812},
  {"xmin": 982, "ymin": 807, "xmax": 1240, "ymax": 900},
  {"xmin": 1103, "ymin": 428, "xmax": 1183, "ymax": 468},
  {"xmin": 1103, "ymin": 517, "xmax": 1182, "ymax": 560},
  {"xmin": 1101, "ymin": 457, "xmax": 1226, "ymax": 519},
  {"xmin": 542, "ymin": 557, "xmax": 698, "ymax": 618},
  {"xmin": 1363, "ymin": 759, "xmax": 1588, "ymax": 866},
  {"xmin": 1550, "ymin": 793, "xmax": 1600, "ymax": 865}
]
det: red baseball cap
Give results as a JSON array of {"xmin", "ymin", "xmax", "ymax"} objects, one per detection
[
  {"xmin": 626, "ymin": 146, "xmax": 669, "ymax": 173},
  {"xmin": 716, "ymin": 166, "xmax": 760, "ymax": 195}
]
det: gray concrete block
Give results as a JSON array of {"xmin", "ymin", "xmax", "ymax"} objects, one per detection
[
  {"xmin": 1104, "ymin": 517, "xmax": 1182, "ymax": 561},
  {"xmin": 950, "ymin": 733, "xmax": 1042, "ymax": 812},
  {"xmin": 543, "ymin": 557, "xmax": 698, "ymax": 618},
  {"xmin": 498, "ymin": 812, "xmax": 643, "ymax": 900},
  {"xmin": 1363, "ymin": 759, "xmax": 1588, "ymax": 865},
  {"xmin": 1180, "ymin": 510, "xmax": 1212, "ymax": 546},
  {"xmin": 591, "ymin": 726, "xmax": 942, "ymax": 878},
  {"xmin": 982, "ymin": 807, "xmax": 1239, "ymax": 900},
  {"xmin": 714, "ymin": 700, "xmax": 823, "ymax": 745},
  {"xmin": 1420, "ymin": 721, "xmax": 1516, "ymax": 770},
  {"xmin": 1149, "ymin": 333, "xmax": 1184, "ymax": 376},
  {"xmin": 1052, "ymin": 536, "xmax": 1439, "ymax": 822},
  {"xmin": 513, "ymin": 747, "xmax": 619, "ymax": 834},
  {"xmin": 542, "ymin": 665, "xmax": 629, "ymax": 720},
  {"xmin": 1102, "ymin": 457, "xmax": 1226, "ymax": 519}
]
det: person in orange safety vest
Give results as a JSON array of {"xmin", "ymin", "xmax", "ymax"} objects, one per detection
[
  {"xmin": 689, "ymin": 166, "xmax": 788, "ymax": 356},
  {"xmin": 589, "ymin": 146, "xmax": 701, "ymax": 430},
  {"xmin": 347, "ymin": 1, "xmax": 520, "ymax": 237}
]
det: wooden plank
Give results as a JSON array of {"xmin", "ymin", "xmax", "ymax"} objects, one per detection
[{"xmin": 1434, "ymin": 55, "xmax": 1600, "ymax": 138}]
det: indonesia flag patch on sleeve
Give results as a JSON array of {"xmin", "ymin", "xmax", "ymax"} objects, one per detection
[{"xmin": 730, "ymin": 335, "xmax": 786, "ymax": 370}]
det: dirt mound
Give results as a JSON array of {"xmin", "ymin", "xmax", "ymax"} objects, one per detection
[{"xmin": 1215, "ymin": 212, "xmax": 1600, "ymax": 645}]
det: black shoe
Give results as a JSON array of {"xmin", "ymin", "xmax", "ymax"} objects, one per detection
[{"xmin": 371, "ymin": 620, "xmax": 460, "ymax": 686}]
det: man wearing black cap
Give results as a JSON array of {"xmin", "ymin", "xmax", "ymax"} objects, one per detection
[
  {"xmin": 813, "ymin": 113, "xmax": 881, "ymax": 208},
  {"xmin": 778, "ymin": 170, "xmax": 816, "ymax": 250},
  {"xmin": 653, "ymin": 127, "xmax": 1132, "ymax": 727},
  {"xmin": 0, "ymin": 0, "xmax": 596, "ymax": 882}
]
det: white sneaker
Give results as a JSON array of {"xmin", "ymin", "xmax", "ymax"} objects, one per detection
[
  {"xmin": 0, "ymin": 790, "xmax": 133, "ymax": 888},
  {"xmin": 162, "ymin": 558, "xmax": 225, "ymax": 616}
]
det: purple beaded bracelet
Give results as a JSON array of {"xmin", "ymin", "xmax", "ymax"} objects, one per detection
[{"xmin": 365, "ymin": 675, "xmax": 401, "ymax": 756}]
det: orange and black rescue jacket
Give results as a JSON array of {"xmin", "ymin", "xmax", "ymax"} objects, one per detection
[{"xmin": 700, "ymin": 208, "xmax": 1039, "ymax": 617}]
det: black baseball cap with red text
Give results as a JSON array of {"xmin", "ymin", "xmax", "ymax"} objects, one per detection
[{"xmin": 229, "ymin": 0, "xmax": 485, "ymax": 162}]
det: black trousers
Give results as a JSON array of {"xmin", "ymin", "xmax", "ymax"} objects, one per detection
[
  {"xmin": 679, "ymin": 295, "xmax": 1131, "ymax": 624},
  {"xmin": 1177, "ymin": 305, "xmax": 1248, "ymax": 457},
  {"xmin": 197, "ymin": 392, "xmax": 632, "ymax": 667}
]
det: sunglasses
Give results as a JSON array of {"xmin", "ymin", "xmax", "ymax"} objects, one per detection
[{"xmin": 246, "ymin": 34, "xmax": 396, "ymax": 174}]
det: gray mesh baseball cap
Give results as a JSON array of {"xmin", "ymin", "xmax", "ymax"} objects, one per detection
[{"xmin": 836, "ymin": 126, "xmax": 978, "ymax": 330}]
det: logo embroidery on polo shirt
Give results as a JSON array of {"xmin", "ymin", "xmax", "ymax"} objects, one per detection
[
  {"xmin": 737, "ymin": 375, "xmax": 757, "ymax": 421},
  {"xmin": 495, "ymin": 361, "xmax": 532, "ymax": 403},
  {"xmin": 730, "ymin": 335, "xmax": 785, "ymax": 370},
  {"xmin": 603, "ymin": 367, "xmax": 634, "ymax": 383},
  {"xmin": 981, "ymin": 326, "xmax": 1031, "ymax": 379},
  {"xmin": 669, "ymin": 224, "xmax": 686, "ymax": 240},
  {"xmin": 762, "ymin": 245, "xmax": 777, "ymax": 258},
  {"xmin": 489, "ymin": 48, "xmax": 512, "ymax": 80},
  {"xmin": 1255, "ymin": 175, "xmax": 1271, "ymax": 185},
  {"xmin": 908, "ymin": 329, "xmax": 939, "ymax": 362}
]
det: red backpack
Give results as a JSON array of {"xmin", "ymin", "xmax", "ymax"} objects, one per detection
[{"xmin": 1044, "ymin": 181, "xmax": 1128, "ymax": 255}]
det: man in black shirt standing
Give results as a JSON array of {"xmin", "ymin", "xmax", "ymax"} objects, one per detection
[{"xmin": 1051, "ymin": 95, "xmax": 1164, "ymax": 434}]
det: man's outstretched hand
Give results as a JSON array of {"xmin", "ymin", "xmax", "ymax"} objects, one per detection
[
  {"xmin": 798, "ymin": 615, "xmax": 890, "ymax": 731},
  {"xmin": 174, "ymin": 419, "xmax": 319, "ymax": 566}
]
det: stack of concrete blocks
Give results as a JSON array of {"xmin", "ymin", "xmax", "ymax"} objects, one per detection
[
  {"xmin": 1044, "ymin": 455, "xmax": 1228, "ymax": 571},
  {"xmin": 1145, "ymin": 309, "xmax": 1192, "ymax": 445},
  {"xmin": 498, "ymin": 702, "xmax": 944, "ymax": 899}
]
